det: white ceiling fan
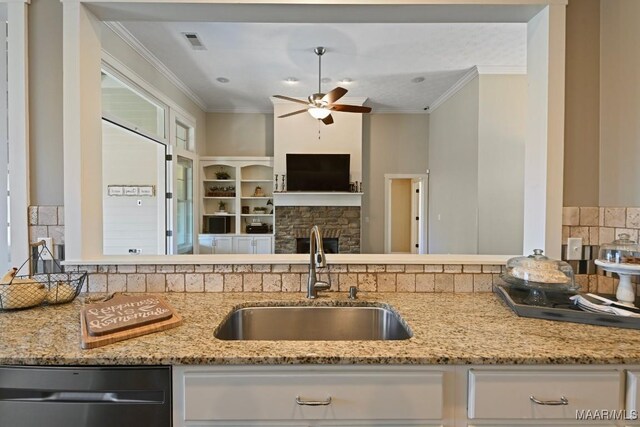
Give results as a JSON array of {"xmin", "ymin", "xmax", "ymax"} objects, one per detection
[{"xmin": 274, "ymin": 47, "xmax": 372, "ymax": 125}]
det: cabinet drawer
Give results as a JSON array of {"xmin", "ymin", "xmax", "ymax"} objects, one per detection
[
  {"xmin": 180, "ymin": 369, "xmax": 443, "ymax": 421},
  {"xmin": 468, "ymin": 369, "xmax": 621, "ymax": 420}
]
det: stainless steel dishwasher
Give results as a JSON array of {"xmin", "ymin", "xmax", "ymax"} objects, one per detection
[{"xmin": 0, "ymin": 366, "xmax": 171, "ymax": 427}]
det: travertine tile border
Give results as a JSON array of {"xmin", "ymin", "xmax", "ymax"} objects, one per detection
[{"xmin": 64, "ymin": 263, "xmax": 509, "ymax": 294}]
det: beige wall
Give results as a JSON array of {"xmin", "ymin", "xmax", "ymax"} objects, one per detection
[
  {"xmin": 599, "ymin": 0, "xmax": 640, "ymax": 206},
  {"xmin": 29, "ymin": 0, "xmax": 64, "ymax": 205},
  {"xmin": 362, "ymin": 114, "xmax": 428, "ymax": 254},
  {"xmin": 563, "ymin": 0, "xmax": 600, "ymax": 207},
  {"xmin": 477, "ymin": 74, "xmax": 527, "ymax": 255},
  {"xmin": 428, "ymin": 77, "xmax": 480, "ymax": 254},
  {"xmin": 390, "ymin": 179, "xmax": 412, "ymax": 253},
  {"xmin": 205, "ymin": 113, "xmax": 273, "ymax": 157},
  {"xmin": 272, "ymin": 102, "xmax": 363, "ymax": 181}
]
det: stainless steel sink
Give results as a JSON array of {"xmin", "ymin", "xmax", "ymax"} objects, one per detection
[{"xmin": 214, "ymin": 305, "xmax": 412, "ymax": 341}]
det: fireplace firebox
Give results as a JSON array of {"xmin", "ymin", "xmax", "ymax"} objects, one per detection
[{"xmin": 296, "ymin": 237, "xmax": 339, "ymax": 254}]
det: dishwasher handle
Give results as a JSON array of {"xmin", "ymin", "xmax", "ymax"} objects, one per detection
[{"xmin": 0, "ymin": 389, "xmax": 165, "ymax": 404}]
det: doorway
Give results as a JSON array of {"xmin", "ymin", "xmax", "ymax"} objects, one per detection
[{"xmin": 384, "ymin": 174, "xmax": 428, "ymax": 254}]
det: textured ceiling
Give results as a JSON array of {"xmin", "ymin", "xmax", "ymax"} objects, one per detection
[{"xmin": 120, "ymin": 22, "xmax": 527, "ymax": 113}]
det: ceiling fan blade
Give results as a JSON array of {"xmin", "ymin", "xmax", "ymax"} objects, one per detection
[
  {"xmin": 273, "ymin": 95, "xmax": 309, "ymax": 106},
  {"xmin": 278, "ymin": 109, "xmax": 308, "ymax": 118},
  {"xmin": 322, "ymin": 87, "xmax": 348, "ymax": 104},
  {"xmin": 321, "ymin": 114, "xmax": 334, "ymax": 125},
  {"xmin": 330, "ymin": 104, "xmax": 372, "ymax": 113}
]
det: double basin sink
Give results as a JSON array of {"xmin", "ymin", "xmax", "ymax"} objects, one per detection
[{"xmin": 215, "ymin": 305, "xmax": 412, "ymax": 341}]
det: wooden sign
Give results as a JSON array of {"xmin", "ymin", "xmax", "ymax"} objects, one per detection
[{"xmin": 83, "ymin": 295, "xmax": 173, "ymax": 336}]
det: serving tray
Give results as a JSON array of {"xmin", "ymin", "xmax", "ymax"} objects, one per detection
[{"xmin": 496, "ymin": 285, "xmax": 640, "ymax": 330}]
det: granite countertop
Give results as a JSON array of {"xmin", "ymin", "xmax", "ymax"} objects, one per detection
[{"xmin": 2, "ymin": 292, "xmax": 640, "ymax": 366}]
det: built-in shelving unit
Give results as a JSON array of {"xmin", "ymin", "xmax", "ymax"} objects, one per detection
[{"xmin": 198, "ymin": 157, "xmax": 274, "ymax": 254}]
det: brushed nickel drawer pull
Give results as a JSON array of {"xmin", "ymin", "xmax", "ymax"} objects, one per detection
[
  {"xmin": 295, "ymin": 395, "xmax": 332, "ymax": 406},
  {"xmin": 529, "ymin": 395, "xmax": 569, "ymax": 406}
]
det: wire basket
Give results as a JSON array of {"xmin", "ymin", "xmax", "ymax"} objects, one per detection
[{"xmin": 0, "ymin": 241, "xmax": 87, "ymax": 310}]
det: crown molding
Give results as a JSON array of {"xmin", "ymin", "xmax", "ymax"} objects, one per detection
[
  {"xmin": 372, "ymin": 108, "xmax": 428, "ymax": 114},
  {"xmin": 427, "ymin": 66, "xmax": 479, "ymax": 114},
  {"xmin": 208, "ymin": 107, "xmax": 273, "ymax": 114},
  {"xmin": 104, "ymin": 21, "xmax": 208, "ymax": 112},
  {"xmin": 428, "ymin": 64, "xmax": 527, "ymax": 114},
  {"xmin": 476, "ymin": 65, "xmax": 527, "ymax": 74}
]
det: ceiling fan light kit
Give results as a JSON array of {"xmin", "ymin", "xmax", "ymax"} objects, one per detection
[
  {"xmin": 274, "ymin": 46, "xmax": 371, "ymax": 125},
  {"xmin": 308, "ymin": 107, "xmax": 331, "ymax": 120}
]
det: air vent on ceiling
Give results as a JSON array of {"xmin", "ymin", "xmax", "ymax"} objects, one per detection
[{"xmin": 182, "ymin": 32, "xmax": 206, "ymax": 50}]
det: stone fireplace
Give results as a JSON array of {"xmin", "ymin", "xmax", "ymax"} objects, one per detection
[{"xmin": 274, "ymin": 206, "xmax": 361, "ymax": 254}]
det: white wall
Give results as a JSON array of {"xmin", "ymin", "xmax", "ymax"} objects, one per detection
[
  {"xmin": 206, "ymin": 113, "xmax": 273, "ymax": 157},
  {"xmin": 362, "ymin": 114, "xmax": 428, "ymax": 254},
  {"xmin": 599, "ymin": 0, "xmax": 640, "ymax": 207},
  {"xmin": 272, "ymin": 100, "xmax": 363, "ymax": 183},
  {"xmin": 477, "ymin": 74, "xmax": 527, "ymax": 254},
  {"xmin": 428, "ymin": 74, "xmax": 527, "ymax": 255},
  {"xmin": 102, "ymin": 121, "xmax": 165, "ymax": 255},
  {"xmin": 428, "ymin": 77, "xmax": 480, "ymax": 254}
]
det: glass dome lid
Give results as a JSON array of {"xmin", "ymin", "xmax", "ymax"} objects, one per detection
[
  {"xmin": 598, "ymin": 233, "xmax": 640, "ymax": 265},
  {"xmin": 503, "ymin": 249, "xmax": 576, "ymax": 291}
]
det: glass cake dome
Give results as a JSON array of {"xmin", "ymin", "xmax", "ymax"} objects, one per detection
[{"xmin": 502, "ymin": 249, "xmax": 578, "ymax": 306}]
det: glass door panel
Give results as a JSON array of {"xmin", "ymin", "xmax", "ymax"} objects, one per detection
[{"xmin": 176, "ymin": 156, "xmax": 193, "ymax": 254}]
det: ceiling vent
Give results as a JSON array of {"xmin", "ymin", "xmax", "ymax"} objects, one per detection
[{"xmin": 182, "ymin": 32, "xmax": 206, "ymax": 50}]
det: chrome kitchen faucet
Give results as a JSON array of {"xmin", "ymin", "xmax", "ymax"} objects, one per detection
[{"xmin": 307, "ymin": 225, "xmax": 331, "ymax": 298}]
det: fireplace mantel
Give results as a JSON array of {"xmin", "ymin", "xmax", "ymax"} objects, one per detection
[{"xmin": 273, "ymin": 192, "xmax": 363, "ymax": 207}]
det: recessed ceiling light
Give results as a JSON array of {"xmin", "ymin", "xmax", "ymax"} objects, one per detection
[
  {"xmin": 412, "ymin": 76, "xmax": 425, "ymax": 83},
  {"xmin": 284, "ymin": 77, "xmax": 299, "ymax": 84},
  {"xmin": 321, "ymin": 77, "xmax": 331, "ymax": 84},
  {"xmin": 216, "ymin": 77, "xmax": 230, "ymax": 83},
  {"xmin": 339, "ymin": 78, "xmax": 353, "ymax": 84}
]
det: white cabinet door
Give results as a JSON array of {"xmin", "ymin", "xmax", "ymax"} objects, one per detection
[
  {"xmin": 468, "ymin": 369, "xmax": 621, "ymax": 420},
  {"xmin": 197, "ymin": 236, "xmax": 213, "ymax": 254},
  {"xmin": 253, "ymin": 236, "xmax": 272, "ymax": 254},
  {"xmin": 212, "ymin": 236, "xmax": 233, "ymax": 254},
  {"xmin": 234, "ymin": 236, "xmax": 254, "ymax": 254}
]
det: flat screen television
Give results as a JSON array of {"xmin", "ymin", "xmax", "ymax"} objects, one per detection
[{"xmin": 286, "ymin": 154, "xmax": 350, "ymax": 192}]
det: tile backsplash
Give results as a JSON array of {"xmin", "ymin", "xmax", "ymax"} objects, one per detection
[
  {"xmin": 563, "ymin": 206, "xmax": 640, "ymax": 295},
  {"xmin": 35, "ymin": 203, "xmax": 640, "ymax": 296}
]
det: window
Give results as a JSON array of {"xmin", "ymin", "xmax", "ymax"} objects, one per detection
[
  {"xmin": 101, "ymin": 68, "xmax": 167, "ymax": 142},
  {"xmin": 175, "ymin": 121, "xmax": 192, "ymax": 151}
]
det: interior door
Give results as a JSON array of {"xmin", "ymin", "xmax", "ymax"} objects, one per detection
[{"xmin": 101, "ymin": 120, "xmax": 167, "ymax": 256}]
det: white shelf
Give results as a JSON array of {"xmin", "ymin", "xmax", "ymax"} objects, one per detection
[{"xmin": 200, "ymin": 157, "xmax": 274, "ymax": 239}]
